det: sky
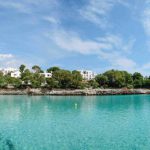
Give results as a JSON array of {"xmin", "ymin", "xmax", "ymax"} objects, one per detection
[{"xmin": 0, "ymin": 0, "xmax": 150, "ymax": 75}]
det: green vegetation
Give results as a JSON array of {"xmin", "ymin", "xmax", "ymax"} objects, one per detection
[
  {"xmin": 95, "ymin": 70, "xmax": 150, "ymax": 89},
  {"xmin": 0, "ymin": 65, "xmax": 150, "ymax": 89}
]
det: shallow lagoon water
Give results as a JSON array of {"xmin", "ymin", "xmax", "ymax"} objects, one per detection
[{"xmin": 0, "ymin": 95, "xmax": 150, "ymax": 149}]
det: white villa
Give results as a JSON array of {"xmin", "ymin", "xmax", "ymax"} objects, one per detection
[
  {"xmin": 10, "ymin": 71, "xmax": 52, "ymax": 78},
  {"xmin": 0, "ymin": 68, "xmax": 97, "ymax": 81},
  {"xmin": 79, "ymin": 70, "xmax": 97, "ymax": 80},
  {"xmin": 40, "ymin": 72, "xmax": 52, "ymax": 78},
  {"xmin": 0, "ymin": 67, "xmax": 53, "ymax": 79},
  {"xmin": 11, "ymin": 71, "xmax": 21, "ymax": 78}
]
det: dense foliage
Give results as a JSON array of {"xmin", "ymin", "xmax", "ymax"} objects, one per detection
[
  {"xmin": 95, "ymin": 70, "xmax": 150, "ymax": 89},
  {"xmin": 0, "ymin": 65, "xmax": 150, "ymax": 89}
]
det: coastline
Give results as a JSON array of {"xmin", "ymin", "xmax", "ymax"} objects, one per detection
[{"xmin": 0, "ymin": 88, "xmax": 150, "ymax": 96}]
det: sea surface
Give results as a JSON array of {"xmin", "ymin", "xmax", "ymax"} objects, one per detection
[{"xmin": 0, "ymin": 95, "xmax": 150, "ymax": 150}]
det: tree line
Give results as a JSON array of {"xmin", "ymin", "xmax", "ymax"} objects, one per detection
[{"xmin": 0, "ymin": 65, "xmax": 150, "ymax": 89}]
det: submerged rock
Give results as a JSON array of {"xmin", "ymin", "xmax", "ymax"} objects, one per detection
[
  {"xmin": 6, "ymin": 139, "xmax": 15, "ymax": 150},
  {"xmin": 0, "ymin": 133, "xmax": 15, "ymax": 150}
]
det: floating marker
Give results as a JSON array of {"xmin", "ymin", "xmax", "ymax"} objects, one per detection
[{"xmin": 75, "ymin": 103, "xmax": 78, "ymax": 109}]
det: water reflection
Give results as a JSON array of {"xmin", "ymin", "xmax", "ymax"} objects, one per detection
[{"xmin": 0, "ymin": 95, "xmax": 150, "ymax": 121}]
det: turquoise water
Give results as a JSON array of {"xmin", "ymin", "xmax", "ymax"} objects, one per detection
[{"xmin": 0, "ymin": 95, "xmax": 150, "ymax": 149}]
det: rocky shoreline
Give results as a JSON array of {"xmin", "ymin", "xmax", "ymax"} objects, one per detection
[{"xmin": 0, "ymin": 88, "xmax": 150, "ymax": 95}]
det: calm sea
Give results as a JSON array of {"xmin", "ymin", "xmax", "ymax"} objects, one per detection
[{"xmin": 0, "ymin": 95, "xmax": 150, "ymax": 150}]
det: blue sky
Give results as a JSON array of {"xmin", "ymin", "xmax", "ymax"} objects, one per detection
[{"xmin": 0, "ymin": 0, "xmax": 150, "ymax": 75}]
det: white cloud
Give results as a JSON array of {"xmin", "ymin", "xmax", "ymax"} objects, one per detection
[
  {"xmin": 43, "ymin": 16, "xmax": 60, "ymax": 24},
  {"xmin": 51, "ymin": 30, "xmax": 106, "ymax": 54},
  {"xmin": 0, "ymin": 53, "xmax": 31, "ymax": 68},
  {"xmin": 0, "ymin": 0, "xmax": 59, "ymax": 14},
  {"xmin": 142, "ymin": 7, "xmax": 150, "ymax": 35},
  {"xmin": 133, "ymin": 62, "xmax": 150, "ymax": 76},
  {"xmin": 0, "ymin": 53, "xmax": 16, "ymax": 68},
  {"xmin": 121, "ymin": 38, "xmax": 136, "ymax": 53},
  {"xmin": 140, "ymin": 1, "xmax": 150, "ymax": 37},
  {"xmin": 25, "ymin": 0, "xmax": 58, "ymax": 5},
  {"xmin": 79, "ymin": 0, "xmax": 129, "ymax": 27},
  {"xmin": 0, "ymin": 1, "xmax": 31, "ymax": 13},
  {"xmin": 79, "ymin": 0, "xmax": 113, "ymax": 27},
  {"xmin": 142, "ymin": 62, "xmax": 150, "ymax": 70},
  {"xmin": 0, "ymin": 54, "xmax": 14, "ymax": 59},
  {"xmin": 0, "ymin": 0, "xmax": 61, "ymax": 30},
  {"xmin": 50, "ymin": 29, "xmax": 136, "ymax": 71},
  {"xmin": 97, "ymin": 34, "xmax": 135, "ymax": 53},
  {"xmin": 99, "ymin": 51, "xmax": 136, "ymax": 70}
]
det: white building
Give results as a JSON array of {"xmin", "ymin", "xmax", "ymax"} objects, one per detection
[
  {"xmin": 0, "ymin": 68, "xmax": 18, "ymax": 75},
  {"xmin": 79, "ymin": 70, "xmax": 97, "ymax": 80},
  {"xmin": 40, "ymin": 72, "xmax": 52, "ymax": 78},
  {"xmin": 10, "ymin": 70, "xmax": 52, "ymax": 79},
  {"xmin": 11, "ymin": 71, "xmax": 21, "ymax": 78}
]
